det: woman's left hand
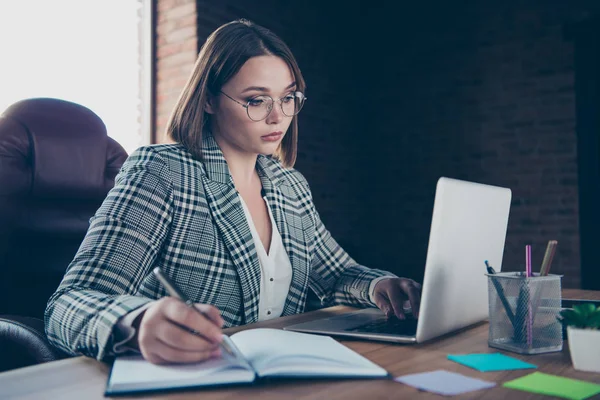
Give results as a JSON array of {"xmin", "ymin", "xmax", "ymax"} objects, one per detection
[{"xmin": 372, "ymin": 278, "xmax": 422, "ymax": 319}]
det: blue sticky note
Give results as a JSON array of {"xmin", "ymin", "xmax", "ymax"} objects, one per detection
[
  {"xmin": 448, "ymin": 353, "xmax": 537, "ymax": 372},
  {"xmin": 395, "ymin": 370, "xmax": 496, "ymax": 396}
]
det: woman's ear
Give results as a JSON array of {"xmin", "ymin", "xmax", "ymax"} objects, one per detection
[{"xmin": 204, "ymin": 92, "xmax": 216, "ymax": 114}]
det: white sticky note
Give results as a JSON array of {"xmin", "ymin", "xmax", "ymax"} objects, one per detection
[{"xmin": 395, "ymin": 369, "xmax": 496, "ymax": 396}]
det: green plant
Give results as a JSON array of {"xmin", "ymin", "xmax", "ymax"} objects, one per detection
[{"xmin": 558, "ymin": 304, "xmax": 600, "ymax": 330}]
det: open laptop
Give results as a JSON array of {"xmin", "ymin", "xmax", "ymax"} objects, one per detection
[{"xmin": 284, "ymin": 177, "xmax": 512, "ymax": 344}]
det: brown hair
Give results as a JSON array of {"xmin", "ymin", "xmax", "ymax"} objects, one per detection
[{"xmin": 166, "ymin": 19, "xmax": 305, "ymax": 168}]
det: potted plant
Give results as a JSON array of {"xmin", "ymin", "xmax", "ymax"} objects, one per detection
[{"xmin": 558, "ymin": 303, "xmax": 600, "ymax": 373}]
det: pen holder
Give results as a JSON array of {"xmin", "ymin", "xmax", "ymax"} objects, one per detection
[{"xmin": 486, "ymin": 272, "xmax": 563, "ymax": 355}]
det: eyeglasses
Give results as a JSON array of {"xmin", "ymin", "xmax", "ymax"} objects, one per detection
[{"xmin": 220, "ymin": 90, "xmax": 306, "ymax": 121}]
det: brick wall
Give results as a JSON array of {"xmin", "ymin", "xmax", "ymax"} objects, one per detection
[
  {"xmin": 356, "ymin": 2, "xmax": 598, "ymax": 288},
  {"xmin": 154, "ymin": 1, "xmax": 599, "ymax": 288},
  {"xmin": 155, "ymin": 0, "xmax": 198, "ymax": 143}
]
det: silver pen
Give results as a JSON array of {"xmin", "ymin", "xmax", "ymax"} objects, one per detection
[{"xmin": 152, "ymin": 267, "xmax": 235, "ymax": 358}]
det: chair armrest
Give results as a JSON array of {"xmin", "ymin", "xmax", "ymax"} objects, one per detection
[{"xmin": 0, "ymin": 315, "xmax": 69, "ymax": 372}]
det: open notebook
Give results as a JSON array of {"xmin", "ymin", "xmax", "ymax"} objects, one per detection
[{"xmin": 105, "ymin": 328, "xmax": 389, "ymax": 396}]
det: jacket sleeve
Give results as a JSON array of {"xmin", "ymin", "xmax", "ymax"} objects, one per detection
[
  {"xmin": 44, "ymin": 147, "xmax": 173, "ymax": 361},
  {"xmin": 295, "ymin": 173, "xmax": 394, "ymax": 308}
]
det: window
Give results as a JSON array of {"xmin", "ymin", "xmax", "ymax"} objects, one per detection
[{"xmin": 0, "ymin": 0, "xmax": 152, "ymax": 154}]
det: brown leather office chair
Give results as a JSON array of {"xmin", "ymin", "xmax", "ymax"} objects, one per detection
[{"xmin": 0, "ymin": 97, "xmax": 128, "ymax": 372}]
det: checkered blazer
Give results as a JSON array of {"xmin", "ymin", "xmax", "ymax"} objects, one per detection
[{"xmin": 45, "ymin": 134, "xmax": 392, "ymax": 360}]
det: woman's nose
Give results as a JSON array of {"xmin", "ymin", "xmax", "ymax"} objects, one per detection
[{"xmin": 265, "ymin": 101, "xmax": 284, "ymax": 124}]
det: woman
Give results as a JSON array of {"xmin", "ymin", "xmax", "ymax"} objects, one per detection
[{"xmin": 45, "ymin": 19, "xmax": 421, "ymax": 365}]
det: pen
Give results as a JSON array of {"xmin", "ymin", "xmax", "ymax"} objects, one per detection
[
  {"xmin": 524, "ymin": 245, "xmax": 533, "ymax": 345},
  {"xmin": 525, "ymin": 245, "xmax": 532, "ymax": 278},
  {"xmin": 514, "ymin": 280, "xmax": 530, "ymax": 345},
  {"xmin": 152, "ymin": 267, "xmax": 236, "ymax": 358},
  {"xmin": 531, "ymin": 240, "xmax": 558, "ymax": 325},
  {"xmin": 539, "ymin": 240, "xmax": 557, "ymax": 276},
  {"xmin": 485, "ymin": 261, "xmax": 516, "ymax": 326}
]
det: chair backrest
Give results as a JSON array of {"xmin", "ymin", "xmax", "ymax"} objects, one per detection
[{"xmin": 0, "ymin": 98, "xmax": 128, "ymax": 319}]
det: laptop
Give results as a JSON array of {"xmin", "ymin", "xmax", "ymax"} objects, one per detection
[{"xmin": 284, "ymin": 177, "xmax": 512, "ymax": 344}]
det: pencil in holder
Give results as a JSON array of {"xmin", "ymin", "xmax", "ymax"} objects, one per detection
[{"xmin": 486, "ymin": 272, "xmax": 563, "ymax": 355}]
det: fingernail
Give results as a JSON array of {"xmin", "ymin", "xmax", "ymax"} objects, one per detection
[{"xmin": 211, "ymin": 349, "xmax": 221, "ymax": 358}]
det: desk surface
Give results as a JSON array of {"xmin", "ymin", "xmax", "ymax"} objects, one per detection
[{"xmin": 2, "ymin": 288, "xmax": 600, "ymax": 400}]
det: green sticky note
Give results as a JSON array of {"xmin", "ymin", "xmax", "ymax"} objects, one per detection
[
  {"xmin": 447, "ymin": 353, "xmax": 537, "ymax": 372},
  {"xmin": 503, "ymin": 372, "xmax": 600, "ymax": 400}
]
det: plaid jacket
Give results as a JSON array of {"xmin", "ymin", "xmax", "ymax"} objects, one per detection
[{"xmin": 45, "ymin": 134, "xmax": 392, "ymax": 360}]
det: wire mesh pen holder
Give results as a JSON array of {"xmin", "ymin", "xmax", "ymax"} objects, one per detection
[{"xmin": 486, "ymin": 272, "xmax": 563, "ymax": 355}]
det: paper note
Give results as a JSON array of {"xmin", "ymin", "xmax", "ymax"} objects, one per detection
[
  {"xmin": 503, "ymin": 372, "xmax": 600, "ymax": 400},
  {"xmin": 447, "ymin": 353, "xmax": 537, "ymax": 372},
  {"xmin": 395, "ymin": 370, "xmax": 496, "ymax": 396}
]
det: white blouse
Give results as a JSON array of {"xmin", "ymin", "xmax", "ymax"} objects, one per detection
[{"xmin": 238, "ymin": 194, "xmax": 292, "ymax": 321}]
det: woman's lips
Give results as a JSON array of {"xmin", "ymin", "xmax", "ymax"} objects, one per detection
[{"xmin": 261, "ymin": 131, "xmax": 283, "ymax": 142}]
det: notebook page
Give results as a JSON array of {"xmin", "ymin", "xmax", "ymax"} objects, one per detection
[
  {"xmin": 230, "ymin": 328, "xmax": 387, "ymax": 377},
  {"xmin": 107, "ymin": 354, "xmax": 255, "ymax": 393}
]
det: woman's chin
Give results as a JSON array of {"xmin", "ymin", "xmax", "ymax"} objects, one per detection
[{"xmin": 257, "ymin": 142, "xmax": 280, "ymax": 155}]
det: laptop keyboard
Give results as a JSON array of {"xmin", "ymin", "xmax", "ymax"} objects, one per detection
[{"xmin": 345, "ymin": 317, "xmax": 418, "ymax": 335}]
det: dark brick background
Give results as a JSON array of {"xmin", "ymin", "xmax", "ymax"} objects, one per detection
[{"xmin": 156, "ymin": 0, "xmax": 600, "ymax": 288}]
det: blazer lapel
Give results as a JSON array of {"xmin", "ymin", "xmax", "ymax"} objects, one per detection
[
  {"xmin": 256, "ymin": 156, "xmax": 311, "ymax": 316},
  {"xmin": 200, "ymin": 134, "xmax": 261, "ymax": 324}
]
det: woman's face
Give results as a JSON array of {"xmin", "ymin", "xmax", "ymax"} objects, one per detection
[{"xmin": 208, "ymin": 55, "xmax": 296, "ymax": 157}]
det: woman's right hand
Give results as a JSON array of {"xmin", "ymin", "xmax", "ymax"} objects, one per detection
[{"xmin": 131, "ymin": 297, "xmax": 225, "ymax": 364}]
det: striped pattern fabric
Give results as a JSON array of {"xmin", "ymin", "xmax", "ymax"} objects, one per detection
[{"xmin": 45, "ymin": 134, "xmax": 392, "ymax": 361}]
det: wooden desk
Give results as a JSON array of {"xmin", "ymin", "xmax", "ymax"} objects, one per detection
[{"xmin": 2, "ymin": 289, "xmax": 599, "ymax": 400}]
